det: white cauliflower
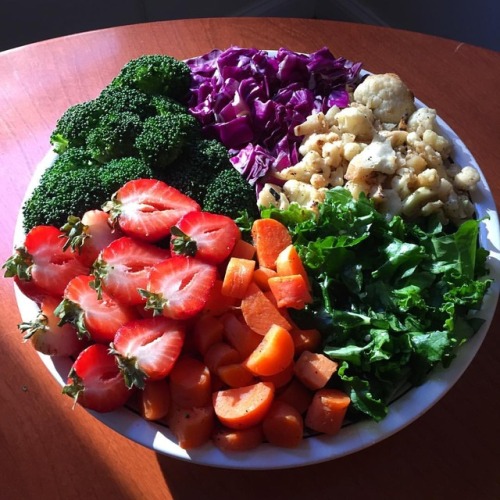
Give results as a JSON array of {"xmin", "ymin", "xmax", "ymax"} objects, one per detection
[
  {"xmin": 345, "ymin": 138, "xmax": 397, "ymax": 181},
  {"xmin": 353, "ymin": 73, "xmax": 416, "ymax": 124},
  {"xmin": 407, "ymin": 107, "xmax": 439, "ymax": 136}
]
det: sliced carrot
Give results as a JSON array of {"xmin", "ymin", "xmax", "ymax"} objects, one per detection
[
  {"xmin": 240, "ymin": 282, "xmax": 292, "ymax": 335},
  {"xmin": 277, "ymin": 378, "xmax": 314, "ymax": 415},
  {"xmin": 251, "ymin": 218, "xmax": 292, "ymax": 270},
  {"xmin": 202, "ymin": 279, "xmax": 237, "ymax": 316},
  {"xmin": 167, "ymin": 404, "xmax": 215, "ymax": 449},
  {"xmin": 262, "ymin": 400, "xmax": 304, "ymax": 448},
  {"xmin": 293, "ymin": 351, "xmax": 339, "ymax": 390},
  {"xmin": 192, "ymin": 314, "xmax": 225, "ymax": 356},
  {"xmin": 169, "ymin": 355, "xmax": 212, "ymax": 408},
  {"xmin": 212, "ymin": 425, "xmax": 264, "ymax": 452},
  {"xmin": 260, "ymin": 359, "xmax": 295, "ymax": 389},
  {"xmin": 290, "ymin": 328, "xmax": 322, "ymax": 356},
  {"xmin": 203, "ymin": 341, "xmax": 241, "ymax": 374},
  {"xmin": 229, "ymin": 238, "xmax": 256, "ymax": 260},
  {"xmin": 217, "ymin": 363, "xmax": 256, "ymax": 388},
  {"xmin": 221, "ymin": 311, "xmax": 262, "ymax": 358},
  {"xmin": 276, "ymin": 244, "xmax": 311, "ymax": 289},
  {"xmin": 268, "ymin": 274, "xmax": 313, "ymax": 309},
  {"xmin": 221, "ymin": 257, "xmax": 256, "ymax": 299},
  {"xmin": 252, "ymin": 266, "xmax": 278, "ymax": 291},
  {"xmin": 244, "ymin": 324, "xmax": 295, "ymax": 377},
  {"xmin": 304, "ymin": 388, "xmax": 350, "ymax": 435},
  {"xmin": 213, "ymin": 381, "xmax": 275, "ymax": 429},
  {"xmin": 140, "ymin": 378, "xmax": 170, "ymax": 421}
]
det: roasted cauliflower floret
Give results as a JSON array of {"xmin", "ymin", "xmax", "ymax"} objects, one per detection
[
  {"xmin": 345, "ymin": 138, "xmax": 397, "ymax": 181},
  {"xmin": 353, "ymin": 73, "xmax": 416, "ymax": 124}
]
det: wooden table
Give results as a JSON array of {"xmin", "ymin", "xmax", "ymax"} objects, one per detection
[{"xmin": 1, "ymin": 17, "xmax": 499, "ymax": 500}]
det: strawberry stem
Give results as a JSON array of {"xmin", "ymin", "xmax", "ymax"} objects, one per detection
[{"xmin": 170, "ymin": 226, "xmax": 197, "ymax": 257}]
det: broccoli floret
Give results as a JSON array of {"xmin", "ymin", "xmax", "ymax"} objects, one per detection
[
  {"xmin": 96, "ymin": 85, "xmax": 155, "ymax": 118},
  {"xmin": 150, "ymin": 95, "xmax": 190, "ymax": 117},
  {"xmin": 110, "ymin": 54, "xmax": 192, "ymax": 102},
  {"xmin": 50, "ymin": 100, "xmax": 102, "ymax": 154},
  {"xmin": 86, "ymin": 112, "xmax": 143, "ymax": 164},
  {"xmin": 135, "ymin": 113, "xmax": 199, "ymax": 168},
  {"xmin": 159, "ymin": 138, "xmax": 232, "ymax": 203},
  {"xmin": 98, "ymin": 157, "xmax": 154, "ymax": 193},
  {"xmin": 202, "ymin": 166, "xmax": 260, "ymax": 220}
]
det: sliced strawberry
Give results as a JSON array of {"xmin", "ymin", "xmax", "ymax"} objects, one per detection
[
  {"xmin": 62, "ymin": 343, "xmax": 132, "ymax": 413},
  {"xmin": 61, "ymin": 210, "xmax": 121, "ymax": 266},
  {"xmin": 3, "ymin": 225, "xmax": 89, "ymax": 298},
  {"xmin": 103, "ymin": 179, "xmax": 200, "ymax": 243},
  {"xmin": 142, "ymin": 256, "xmax": 217, "ymax": 320},
  {"xmin": 18, "ymin": 295, "xmax": 89, "ymax": 357},
  {"xmin": 93, "ymin": 236, "xmax": 170, "ymax": 306},
  {"xmin": 56, "ymin": 275, "xmax": 138, "ymax": 343},
  {"xmin": 111, "ymin": 317, "xmax": 185, "ymax": 389},
  {"xmin": 170, "ymin": 211, "xmax": 241, "ymax": 265}
]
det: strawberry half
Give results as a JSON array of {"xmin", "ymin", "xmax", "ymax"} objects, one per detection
[
  {"xmin": 18, "ymin": 295, "xmax": 88, "ymax": 357},
  {"xmin": 111, "ymin": 317, "xmax": 185, "ymax": 389},
  {"xmin": 170, "ymin": 211, "xmax": 241, "ymax": 265},
  {"xmin": 63, "ymin": 343, "xmax": 132, "ymax": 413},
  {"xmin": 141, "ymin": 255, "xmax": 217, "ymax": 320},
  {"xmin": 103, "ymin": 179, "xmax": 200, "ymax": 243},
  {"xmin": 93, "ymin": 236, "xmax": 170, "ymax": 306},
  {"xmin": 56, "ymin": 275, "xmax": 138, "ymax": 343},
  {"xmin": 3, "ymin": 225, "xmax": 89, "ymax": 299},
  {"xmin": 61, "ymin": 210, "xmax": 121, "ymax": 267}
]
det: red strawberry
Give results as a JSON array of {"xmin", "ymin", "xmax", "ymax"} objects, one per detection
[
  {"xmin": 170, "ymin": 211, "xmax": 241, "ymax": 265},
  {"xmin": 62, "ymin": 343, "xmax": 132, "ymax": 413},
  {"xmin": 103, "ymin": 179, "xmax": 200, "ymax": 243},
  {"xmin": 61, "ymin": 210, "xmax": 121, "ymax": 266},
  {"xmin": 18, "ymin": 295, "xmax": 88, "ymax": 357},
  {"xmin": 93, "ymin": 236, "xmax": 170, "ymax": 306},
  {"xmin": 56, "ymin": 275, "xmax": 138, "ymax": 343},
  {"xmin": 142, "ymin": 256, "xmax": 217, "ymax": 320},
  {"xmin": 3, "ymin": 225, "xmax": 89, "ymax": 299},
  {"xmin": 111, "ymin": 317, "xmax": 185, "ymax": 389}
]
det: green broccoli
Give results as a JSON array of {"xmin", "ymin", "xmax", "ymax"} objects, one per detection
[
  {"xmin": 150, "ymin": 95, "xmax": 190, "ymax": 117},
  {"xmin": 98, "ymin": 157, "xmax": 155, "ymax": 193},
  {"xmin": 202, "ymin": 166, "xmax": 260, "ymax": 220},
  {"xmin": 86, "ymin": 111, "xmax": 143, "ymax": 164},
  {"xmin": 96, "ymin": 85, "xmax": 155, "ymax": 118},
  {"xmin": 110, "ymin": 54, "xmax": 192, "ymax": 102},
  {"xmin": 49, "ymin": 100, "xmax": 102, "ymax": 154},
  {"xmin": 135, "ymin": 113, "xmax": 199, "ymax": 168}
]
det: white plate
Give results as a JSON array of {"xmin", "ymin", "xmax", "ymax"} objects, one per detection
[{"xmin": 12, "ymin": 71, "xmax": 500, "ymax": 470}]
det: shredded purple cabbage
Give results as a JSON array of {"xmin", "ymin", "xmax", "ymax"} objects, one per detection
[{"xmin": 186, "ymin": 47, "xmax": 363, "ymax": 189}]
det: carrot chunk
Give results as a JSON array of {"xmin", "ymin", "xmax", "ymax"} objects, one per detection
[
  {"xmin": 252, "ymin": 266, "xmax": 278, "ymax": 291},
  {"xmin": 221, "ymin": 257, "xmax": 256, "ymax": 299},
  {"xmin": 268, "ymin": 274, "xmax": 313, "ymax": 309},
  {"xmin": 140, "ymin": 378, "xmax": 170, "ymax": 421},
  {"xmin": 229, "ymin": 238, "xmax": 257, "ymax": 260},
  {"xmin": 277, "ymin": 378, "xmax": 314, "ymax": 415},
  {"xmin": 167, "ymin": 404, "xmax": 215, "ymax": 449},
  {"xmin": 262, "ymin": 400, "xmax": 304, "ymax": 448},
  {"xmin": 169, "ymin": 355, "xmax": 212, "ymax": 408},
  {"xmin": 202, "ymin": 279, "xmax": 237, "ymax": 316},
  {"xmin": 251, "ymin": 218, "xmax": 292, "ymax": 269},
  {"xmin": 244, "ymin": 324, "xmax": 295, "ymax": 377},
  {"xmin": 217, "ymin": 363, "xmax": 256, "ymax": 388},
  {"xmin": 212, "ymin": 425, "xmax": 264, "ymax": 452},
  {"xmin": 290, "ymin": 328, "xmax": 322, "ymax": 356},
  {"xmin": 276, "ymin": 244, "xmax": 311, "ymax": 289},
  {"xmin": 293, "ymin": 351, "xmax": 339, "ymax": 390},
  {"xmin": 213, "ymin": 381, "xmax": 275, "ymax": 429},
  {"xmin": 305, "ymin": 388, "xmax": 350, "ymax": 435},
  {"xmin": 221, "ymin": 311, "xmax": 262, "ymax": 358},
  {"xmin": 203, "ymin": 341, "xmax": 241, "ymax": 374},
  {"xmin": 192, "ymin": 314, "xmax": 225, "ymax": 356}
]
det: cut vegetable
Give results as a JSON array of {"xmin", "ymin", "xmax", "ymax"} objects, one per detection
[
  {"xmin": 251, "ymin": 218, "xmax": 292, "ymax": 269},
  {"xmin": 293, "ymin": 351, "xmax": 339, "ymax": 390},
  {"xmin": 268, "ymin": 274, "xmax": 312, "ymax": 309},
  {"xmin": 305, "ymin": 388, "xmax": 350, "ymax": 435}
]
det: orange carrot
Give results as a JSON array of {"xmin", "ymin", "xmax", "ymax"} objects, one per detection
[
  {"xmin": 277, "ymin": 378, "xmax": 314, "ymax": 415},
  {"xmin": 221, "ymin": 257, "xmax": 256, "ymax": 299},
  {"xmin": 262, "ymin": 400, "xmax": 304, "ymax": 448},
  {"xmin": 202, "ymin": 279, "xmax": 237, "ymax": 316},
  {"xmin": 167, "ymin": 404, "xmax": 215, "ymax": 449},
  {"xmin": 240, "ymin": 282, "xmax": 292, "ymax": 335},
  {"xmin": 140, "ymin": 378, "xmax": 170, "ymax": 421},
  {"xmin": 213, "ymin": 381, "xmax": 275, "ymax": 429},
  {"xmin": 304, "ymin": 388, "xmax": 350, "ymax": 435},
  {"xmin": 260, "ymin": 359, "xmax": 295, "ymax": 389},
  {"xmin": 252, "ymin": 266, "xmax": 278, "ymax": 291},
  {"xmin": 169, "ymin": 356, "xmax": 212, "ymax": 408},
  {"xmin": 192, "ymin": 314, "xmax": 224, "ymax": 356},
  {"xmin": 276, "ymin": 244, "xmax": 311, "ymax": 289},
  {"xmin": 251, "ymin": 218, "xmax": 292, "ymax": 270},
  {"xmin": 244, "ymin": 324, "xmax": 295, "ymax": 377},
  {"xmin": 221, "ymin": 311, "xmax": 262, "ymax": 358},
  {"xmin": 268, "ymin": 274, "xmax": 313, "ymax": 309},
  {"xmin": 229, "ymin": 238, "xmax": 256, "ymax": 260},
  {"xmin": 212, "ymin": 425, "xmax": 264, "ymax": 452},
  {"xmin": 290, "ymin": 328, "xmax": 322, "ymax": 356},
  {"xmin": 217, "ymin": 363, "xmax": 256, "ymax": 388},
  {"xmin": 293, "ymin": 351, "xmax": 339, "ymax": 390},
  {"xmin": 203, "ymin": 341, "xmax": 241, "ymax": 375}
]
